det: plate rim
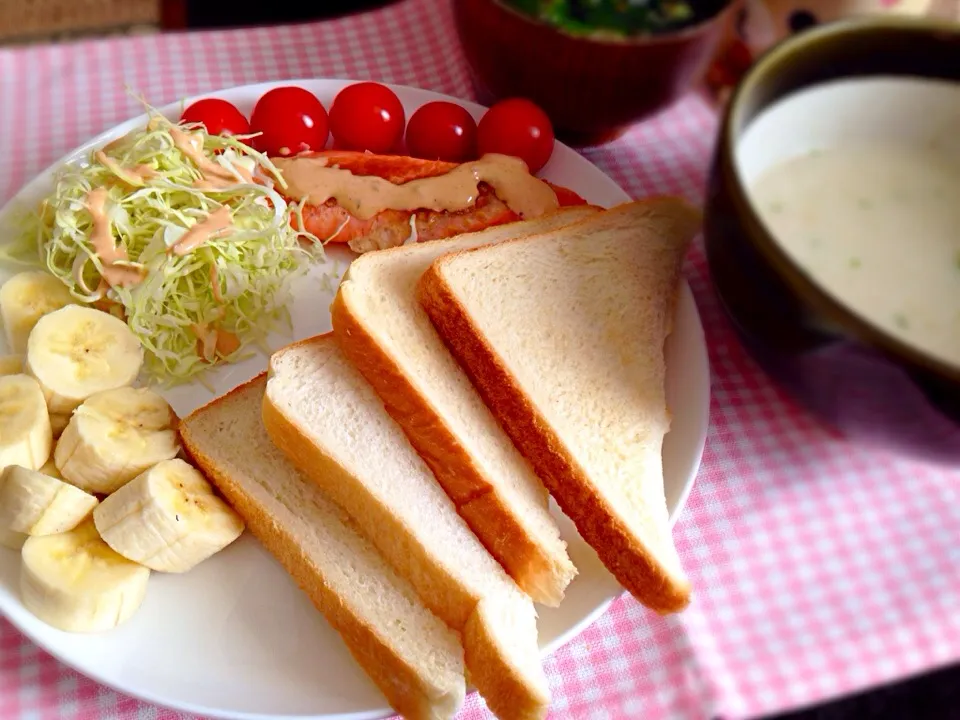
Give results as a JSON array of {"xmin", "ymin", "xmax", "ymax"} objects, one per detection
[{"xmin": 0, "ymin": 77, "xmax": 709, "ymax": 720}]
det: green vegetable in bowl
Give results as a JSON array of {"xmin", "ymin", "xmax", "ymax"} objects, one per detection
[
  {"xmin": 504, "ymin": 0, "xmax": 708, "ymax": 36},
  {"xmin": 11, "ymin": 110, "xmax": 326, "ymax": 384}
]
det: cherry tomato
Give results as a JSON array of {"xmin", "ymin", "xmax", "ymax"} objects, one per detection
[
  {"xmin": 405, "ymin": 101, "xmax": 478, "ymax": 163},
  {"xmin": 249, "ymin": 87, "xmax": 329, "ymax": 157},
  {"xmin": 477, "ymin": 98, "xmax": 555, "ymax": 173},
  {"xmin": 180, "ymin": 98, "xmax": 250, "ymax": 137},
  {"xmin": 329, "ymin": 82, "xmax": 405, "ymax": 154}
]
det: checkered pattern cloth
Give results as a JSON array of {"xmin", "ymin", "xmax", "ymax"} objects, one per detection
[{"xmin": 1, "ymin": 1, "xmax": 959, "ymax": 718}]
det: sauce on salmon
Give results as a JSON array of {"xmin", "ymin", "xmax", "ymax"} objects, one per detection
[
  {"xmin": 275, "ymin": 151, "xmax": 588, "ymax": 252},
  {"xmin": 274, "ymin": 153, "xmax": 559, "ymax": 220}
]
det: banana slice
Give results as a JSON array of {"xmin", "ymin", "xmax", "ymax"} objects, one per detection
[
  {"xmin": 2, "ymin": 460, "xmax": 69, "ymax": 549},
  {"xmin": 0, "ymin": 527, "xmax": 27, "ymax": 550},
  {"xmin": 55, "ymin": 387, "xmax": 179, "ymax": 495},
  {"xmin": 20, "ymin": 519, "xmax": 150, "ymax": 633},
  {"xmin": 0, "ymin": 465, "xmax": 97, "ymax": 536},
  {"xmin": 93, "ymin": 459, "xmax": 244, "ymax": 573},
  {"xmin": 0, "ymin": 272, "xmax": 74, "ymax": 354},
  {"xmin": 49, "ymin": 413, "xmax": 70, "ymax": 440},
  {"xmin": 0, "ymin": 354, "xmax": 23, "ymax": 375},
  {"xmin": 0, "ymin": 374, "xmax": 52, "ymax": 473},
  {"xmin": 25, "ymin": 305, "xmax": 143, "ymax": 415}
]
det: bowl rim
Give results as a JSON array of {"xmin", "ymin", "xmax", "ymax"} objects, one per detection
[
  {"xmin": 719, "ymin": 14, "xmax": 960, "ymax": 384},
  {"xmin": 485, "ymin": 0, "xmax": 737, "ymax": 46}
]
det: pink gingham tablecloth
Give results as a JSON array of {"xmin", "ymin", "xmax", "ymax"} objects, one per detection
[{"xmin": 1, "ymin": 1, "xmax": 959, "ymax": 718}]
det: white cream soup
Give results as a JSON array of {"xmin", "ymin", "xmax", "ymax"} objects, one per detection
[{"xmin": 739, "ymin": 78, "xmax": 960, "ymax": 368}]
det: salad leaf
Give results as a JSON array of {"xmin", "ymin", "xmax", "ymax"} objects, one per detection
[{"xmin": 12, "ymin": 110, "xmax": 325, "ymax": 384}]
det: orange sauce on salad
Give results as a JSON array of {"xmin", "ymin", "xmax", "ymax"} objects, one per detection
[
  {"xmin": 85, "ymin": 188, "xmax": 144, "ymax": 288},
  {"xmin": 169, "ymin": 206, "xmax": 233, "ymax": 256},
  {"xmin": 95, "ymin": 151, "xmax": 157, "ymax": 186},
  {"xmin": 170, "ymin": 127, "xmax": 254, "ymax": 187},
  {"xmin": 272, "ymin": 153, "xmax": 559, "ymax": 220}
]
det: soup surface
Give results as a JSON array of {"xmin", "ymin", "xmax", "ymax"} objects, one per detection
[{"xmin": 750, "ymin": 142, "xmax": 960, "ymax": 368}]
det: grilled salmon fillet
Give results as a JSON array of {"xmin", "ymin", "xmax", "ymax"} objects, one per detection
[{"xmin": 280, "ymin": 151, "xmax": 589, "ymax": 253}]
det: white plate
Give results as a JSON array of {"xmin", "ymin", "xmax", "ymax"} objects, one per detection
[{"xmin": 0, "ymin": 80, "xmax": 710, "ymax": 720}]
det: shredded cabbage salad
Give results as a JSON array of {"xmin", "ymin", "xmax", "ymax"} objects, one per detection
[{"xmin": 13, "ymin": 110, "xmax": 325, "ymax": 384}]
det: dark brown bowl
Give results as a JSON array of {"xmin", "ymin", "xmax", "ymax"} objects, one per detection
[
  {"xmin": 704, "ymin": 16, "xmax": 960, "ymax": 464},
  {"xmin": 453, "ymin": 0, "xmax": 736, "ymax": 146}
]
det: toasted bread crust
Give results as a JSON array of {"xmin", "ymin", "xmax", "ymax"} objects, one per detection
[
  {"xmin": 418, "ymin": 267, "xmax": 692, "ymax": 615},
  {"xmin": 331, "ymin": 291, "xmax": 571, "ymax": 606},
  {"xmin": 179, "ymin": 375, "xmax": 462, "ymax": 720},
  {"xmin": 263, "ymin": 337, "xmax": 553, "ymax": 719}
]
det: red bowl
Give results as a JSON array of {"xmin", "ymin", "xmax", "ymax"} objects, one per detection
[{"xmin": 453, "ymin": 0, "xmax": 737, "ymax": 145}]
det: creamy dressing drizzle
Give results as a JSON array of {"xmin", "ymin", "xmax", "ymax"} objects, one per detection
[
  {"xmin": 169, "ymin": 206, "xmax": 233, "ymax": 256},
  {"xmin": 272, "ymin": 153, "xmax": 559, "ymax": 220},
  {"xmin": 193, "ymin": 175, "xmax": 244, "ymax": 191},
  {"xmin": 95, "ymin": 151, "xmax": 157, "ymax": 186},
  {"xmin": 209, "ymin": 264, "xmax": 224, "ymax": 304},
  {"xmin": 169, "ymin": 127, "xmax": 254, "ymax": 187},
  {"xmin": 84, "ymin": 188, "xmax": 144, "ymax": 288}
]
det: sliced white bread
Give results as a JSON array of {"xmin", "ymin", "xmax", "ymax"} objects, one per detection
[
  {"xmin": 264, "ymin": 336, "xmax": 551, "ymax": 720},
  {"xmin": 331, "ymin": 209, "xmax": 596, "ymax": 607},
  {"xmin": 179, "ymin": 375, "xmax": 465, "ymax": 720},
  {"xmin": 417, "ymin": 199, "xmax": 702, "ymax": 615}
]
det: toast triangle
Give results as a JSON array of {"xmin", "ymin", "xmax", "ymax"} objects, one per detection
[
  {"xmin": 263, "ymin": 336, "xmax": 551, "ymax": 720},
  {"xmin": 331, "ymin": 208, "xmax": 597, "ymax": 606},
  {"xmin": 417, "ymin": 198, "xmax": 701, "ymax": 614},
  {"xmin": 179, "ymin": 375, "xmax": 465, "ymax": 720}
]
